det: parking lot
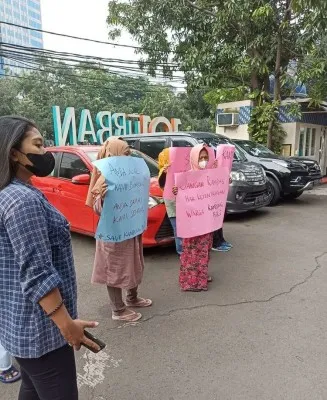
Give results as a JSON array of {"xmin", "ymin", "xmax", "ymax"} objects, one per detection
[{"xmin": 3, "ymin": 187, "xmax": 327, "ymax": 400}]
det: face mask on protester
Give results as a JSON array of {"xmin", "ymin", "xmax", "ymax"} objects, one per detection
[
  {"xmin": 19, "ymin": 151, "xmax": 55, "ymax": 177},
  {"xmin": 198, "ymin": 160, "xmax": 208, "ymax": 169}
]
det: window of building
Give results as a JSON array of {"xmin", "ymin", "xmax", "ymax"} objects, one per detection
[
  {"xmin": 311, "ymin": 128, "xmax": 316, "ymax": 156},
  {"xmin": 28, "ymin": 0, "xmax": 41, "ymax": 11},
  {"xmin": 30, "ymin": 39, "xmax": 42, "ymax": 48},
  {"xmin": 298, "ymin": 128, "xmax": 305, "ymax": 156},
  {"xmin": 298, "ymin": 127, "xmax": 317, "ymax": 157},
  {"xmin": 28, "ymin": 10, "xmax": 40, "ymax": 20},
  {"xmin": 29, "ymin": 20, "xmax": 41, "ymax": 29},
  {"xmin": 305, "ymin": 128, "xmax": 311, "ymax": 156},
  {"xmin": 59, "ymin": 153, "xmax": 89, "ymax": 180}
]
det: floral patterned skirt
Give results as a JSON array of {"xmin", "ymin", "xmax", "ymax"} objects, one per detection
[{"xmin": 179, "ymin": 232, "xmax": 213, "ymax": 291}]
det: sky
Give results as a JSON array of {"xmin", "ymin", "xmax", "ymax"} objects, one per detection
[
  {"xmin": 40, "ymin": 0, "xmax": 184, "ymax": 88},
  {"xmin": 41, "ymin": 0, "xmax": 138, "ymax": 62}
]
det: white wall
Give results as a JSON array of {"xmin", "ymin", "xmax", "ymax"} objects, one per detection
[
  {"xmin": 281, "ymin": 123, "xmax": 297, "ymax": 155},
  {"xmin": 216, "ymin": 124, "xmax": 250, "ymax": 140},
  {"xmin": 218, "ymin": 100, "xmax": 253, "ymax": 109}
]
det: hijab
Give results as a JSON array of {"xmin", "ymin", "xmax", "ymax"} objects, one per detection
[
  {"xmin": 85, "ymin": 137, "xmax": 129, "ymax": 207},
  {"xmin": 189, "ymin": 144, "xmax": 209, "ymax": 171}
]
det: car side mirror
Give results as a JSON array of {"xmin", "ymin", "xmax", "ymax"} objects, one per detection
[{"xmin": 72, "ymin": 174, "xmax": 90, "ymax": 185}]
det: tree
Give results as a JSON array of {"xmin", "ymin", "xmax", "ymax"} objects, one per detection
[
  {"xmin": 107, "ymin": 0, "xmax": 327, "ymax": 149},
  {"xmin": 0, "ymin": 78, "xmax": 19, "ymax": 116},
  {"xmin": 0, "ymin": 60, "xmax": 211, "ymax": 138}
]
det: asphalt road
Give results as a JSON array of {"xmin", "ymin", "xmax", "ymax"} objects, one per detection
[{"xmin": 3, "ymin": 187, "xmax": 327, "ymax": 400}]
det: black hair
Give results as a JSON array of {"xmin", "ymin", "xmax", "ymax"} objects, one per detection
[{"xmin": 0, "ymin": 116, "xmax": 37, "ymax": 190}]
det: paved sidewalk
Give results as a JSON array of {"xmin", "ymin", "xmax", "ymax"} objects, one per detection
[{"xmin": 3, "ymin": 190, "xmax": 327, "ymax": 400}]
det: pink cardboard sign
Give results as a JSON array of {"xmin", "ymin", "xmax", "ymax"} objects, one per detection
[
  {"xmin": 215, "ymin": 144, "xmax": 235, "ymax": 172},
  {"xmin": 175, "ymin": 167, "xmax": 230, "ymax": 238},
  {"xmin": 163, "ymin": 146, "xmax": 216, "ymax": 200},
  {"xmin": 163, "ymin": 147, "xmax": 191, "ymax": 200}
]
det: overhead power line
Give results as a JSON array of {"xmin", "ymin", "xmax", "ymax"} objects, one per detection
[
  {"xmin": 1, "ymin": 56, "xmax": 186, "ymax": 90},
  {"xmin": 0, "ymin": 42, "xmax": 186, "ymax": 82},
  {"xmin": 0, "ymin": 20, "xmax": 142, "ymax": 50},
  {"xmin": 0, "ymin": 42, "xmax": 179, "ymax": 68},
  {"xmin": 0, "ymin": 20, "xmax": 177, "ymax": 62},
  {"xmin": 1, "ymin": 71, "xmax": 185, "ymax": 95}
]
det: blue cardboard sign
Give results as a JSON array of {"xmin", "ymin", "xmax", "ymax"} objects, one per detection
[{"xmin": 93, "ymin": 156, "xmax": 150, "ymax": 242}]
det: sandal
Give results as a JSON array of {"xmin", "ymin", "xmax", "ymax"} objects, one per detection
[
  {"xmin": 181, "ymin": 288, "xmax": 202, "ymax": 292},
  {"xmin": 126, "ymin": 298, "xmax": 153, "ymax": 308},
  {"xmin": 0, "ymin": 366, "xmax": 21, "ymax": 384},
  {"xmin": 208, "ymin": 276, "xmax": 213, "ymax": 283},
  {"xmin": 112, "ymin": 309, "xmax": 142, "ymax": 322}
]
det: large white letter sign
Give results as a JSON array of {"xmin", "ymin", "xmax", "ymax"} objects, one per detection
[
  {"xmin": 149, "ymin": 116, "xmax": 172, "ymax": 132},
  {"xmin": 96, "ymin": 111, "xmax": 112, "ymax": 144},
  {"xmin": 112, "ymin": 113, "xmax": 126, "ymax": 136},
  {"xmin": 52, "ymin": 106, "xmax": 77, "ymax": 146},
  {"xmin": 77, "ymin": 109, "xmax": 97, "ymax": 143}
]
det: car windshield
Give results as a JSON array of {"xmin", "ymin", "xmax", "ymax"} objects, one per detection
[
  {"xmin": 236, "ymin": 141, "xmax": 275, "ymax": 157},
  {"xmin": 86, "ymin": 150, "xmax": 159, "ymax": 178},
  {"xmin": 197, "ymin": 136, "xmax": 247, "ymax": 162},
  {"xmin": 87, "ymin": 152, "xmax": 98, "ymax": 162}
]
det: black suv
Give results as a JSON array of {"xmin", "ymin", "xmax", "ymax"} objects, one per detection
[
  {"xmin": 233, "ymin": 139, "xmax": 322, "ymax": 205},
  {"xmin": 122, "ymin": 132, "xmax": 271, "ymax": 213}
]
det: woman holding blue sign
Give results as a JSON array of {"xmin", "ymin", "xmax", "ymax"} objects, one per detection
[{"xmin": 86, "ymin": 138, "xmax": 152, "ymax": 323}]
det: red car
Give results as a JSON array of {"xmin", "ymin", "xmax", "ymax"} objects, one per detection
[{"xmin": 32, "ymin": 146, "xmax": 174, "ymax": 247}]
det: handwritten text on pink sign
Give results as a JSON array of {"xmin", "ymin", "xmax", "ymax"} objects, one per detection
[
  {"xmin": 175, "ymin": 167, "xmax": 230, "ymax": 238},
  {"xmin": 215, "ymin": 144, "xmax": 235, "ymax": 171},
  {"xmin": 163, "ymin": 147, "xmax": 216, "ymax": 200}
]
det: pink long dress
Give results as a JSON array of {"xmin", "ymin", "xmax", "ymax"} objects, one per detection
[
  {"xmin": 91, "ymin": 197, "xmax": 144, "ymax": 289},
  {"xmin": 179, "ymin": 233, "xmax": 213, "ymax": 291}
]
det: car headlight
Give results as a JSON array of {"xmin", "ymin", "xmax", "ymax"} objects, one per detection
[
  {"xmin": 148, "ymin": 196, "xmax": 159, "ymax": 209},
  {"xmin": 230, "ymin": 171, "xmax": 246, "ymax": 181},
  {"xmin": 273, "ymin": 160, "xmax": 289, "ymax": 168}
]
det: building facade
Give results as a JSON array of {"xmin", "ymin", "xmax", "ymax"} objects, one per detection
[
  {"xmin": 216, "ymin": 99, "xmax": 327, "ymax": 175},
  {"xmin": 0, "ymin": 0, "xmax": 43, "ymax": 75}
]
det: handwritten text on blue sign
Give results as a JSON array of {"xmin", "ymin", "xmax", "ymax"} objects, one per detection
[{"xmin": 93, "ymin": 156, "xmax": 150, "ymax": 242}]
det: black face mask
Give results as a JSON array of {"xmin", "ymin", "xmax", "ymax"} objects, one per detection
[{"xmin": 19, "ymin": 151, "xmax": 55, "ymax": 177}]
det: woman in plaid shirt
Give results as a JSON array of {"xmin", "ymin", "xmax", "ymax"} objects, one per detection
[{"xmin": 0, "ymin": 116, "xmax": 100, "ymax": 399}]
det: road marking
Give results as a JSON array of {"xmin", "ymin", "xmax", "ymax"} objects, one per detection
[{"xmin": 77, "ymin": 350, "xmax": 122, "ymax": 389}]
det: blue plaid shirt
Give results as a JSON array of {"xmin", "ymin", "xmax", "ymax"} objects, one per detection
[{"xmin": 0, "ymin": 179, "xmax": 77, "ymax": 358}]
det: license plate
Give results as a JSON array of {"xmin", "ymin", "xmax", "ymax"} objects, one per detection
[{"xmin": 255, "ymin": 195, "xmax": 264, "ymax": 205}]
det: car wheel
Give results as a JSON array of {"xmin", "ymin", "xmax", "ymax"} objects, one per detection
[
  {"xmin": 284, "ymin": 191, "xmax": 304, "ymax": 200},
  {"xmin": 267, "ymin": 177, "xmax": 281, "ymax": 206}
]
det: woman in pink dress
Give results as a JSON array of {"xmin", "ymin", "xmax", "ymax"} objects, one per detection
[
  {"xmin": 86, "ymin": 138, "xmax": 152, "ymax": 322},
  {"xmin": 174, "ymin": 144, "xmax": 214, "ymax": 292}
]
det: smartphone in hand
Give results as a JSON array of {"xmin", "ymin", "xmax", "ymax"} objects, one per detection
[{"xmin": 82, "ymin": 330, "xmax": 106, "ymax": 353}]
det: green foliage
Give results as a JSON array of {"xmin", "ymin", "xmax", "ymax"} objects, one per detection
[
  {"xmin": 107, "ymin": 0, "xmax": 327, "ymax": 148},
  {"xmin": 107, "ymin": 0, "xmax": 325, "ymax": 91},
  {"xmin": 204, "ymin": 86, "xmax": 249, "ymax": 106},
  {"xmin": 248, "ymin": 101, "xmax": 302, "ymax": 153},
  {"xmin": 248, "ymin": 102, "xmax": 285, "ymax": 153},
  {"xmin": 0, "ymin": 60, "xmax": 213, "ymax": 138}
]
